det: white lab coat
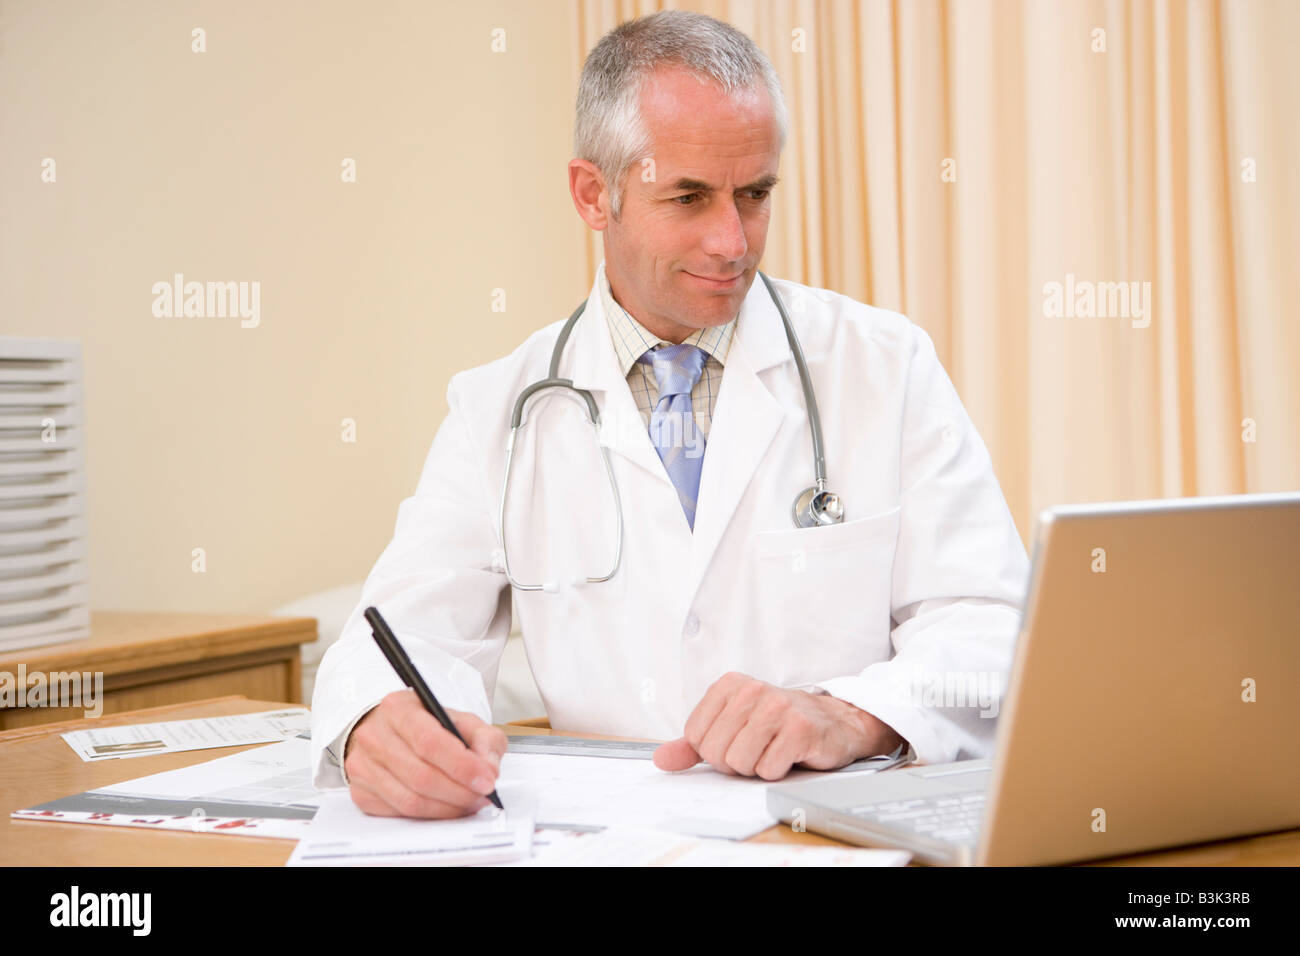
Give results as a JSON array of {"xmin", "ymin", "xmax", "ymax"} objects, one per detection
[{"xmin": 310, "ymin": 262, "xmax": 1030, "ymax": 788}]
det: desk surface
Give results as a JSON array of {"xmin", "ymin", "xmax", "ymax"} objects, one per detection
[{"xmin": 3, "ymin": 696, "xmax": 1298, "ymax": 866}]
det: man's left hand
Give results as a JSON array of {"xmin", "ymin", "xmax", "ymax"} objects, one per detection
[{"xmin": 653, "ymin": 672, "xmax": 904, "ymax": 779}]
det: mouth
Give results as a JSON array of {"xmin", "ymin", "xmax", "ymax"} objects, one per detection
[{"xmin": 684, "ymin": 271, "xmax": 744, "ymax": 290}]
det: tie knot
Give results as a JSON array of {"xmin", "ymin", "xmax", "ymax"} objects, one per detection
[{"xmin": 637, "ymin": 343, "xmax": 707, "ymax": 399}]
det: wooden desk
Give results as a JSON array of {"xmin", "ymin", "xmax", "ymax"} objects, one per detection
[
  {"xmin": 3, "ymin": 696, "xmax": 1298, "ymax": 866},
  {"xmin": 0, "ymin": 612, "xmax": 317, "ymax": 731}
]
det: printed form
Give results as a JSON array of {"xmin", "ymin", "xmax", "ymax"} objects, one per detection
[{"xmin": 60, "ymin": 708, "xmax": 311, "ymax": 761}]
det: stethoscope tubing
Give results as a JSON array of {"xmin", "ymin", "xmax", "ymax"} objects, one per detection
[{"xmin": 499, "ymin": 269, "xmax": 836, "ymax": 591}]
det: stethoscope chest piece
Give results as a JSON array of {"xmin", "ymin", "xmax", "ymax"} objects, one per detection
[{"xmin": 793, "ymin": 486, "xmax": 845, "ymax": 528}]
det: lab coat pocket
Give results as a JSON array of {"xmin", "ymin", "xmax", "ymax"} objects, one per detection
[{"xmin": 750, "ymin": 504, "xmax": 901, "ymax": 686}]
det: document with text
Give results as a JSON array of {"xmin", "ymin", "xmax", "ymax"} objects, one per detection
[{"xmin": 60, "ymin": 708, "xmax": 311, "ymax": 761}]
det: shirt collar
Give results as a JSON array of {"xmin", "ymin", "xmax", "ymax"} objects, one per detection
[{"xmin": 599, "ymin": 264, "xmax": 737, "ymax": 377}]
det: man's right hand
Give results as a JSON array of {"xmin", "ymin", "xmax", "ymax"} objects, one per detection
[{"xmin": 343, "ymin": 689, "xmax": 506, "ymax": 818}]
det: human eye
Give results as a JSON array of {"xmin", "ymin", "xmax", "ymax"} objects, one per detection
[
  {"xmin": 671, "ymin": 193, "xmax": 701, "ymax": 206},
  {"xmin": 747, "ymin": 188, "xmax": 771, "ymax": 201}
]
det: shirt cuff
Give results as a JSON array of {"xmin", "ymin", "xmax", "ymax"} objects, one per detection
[{"xmin": 324, "ymin": 702, "xmax": 381, "ymax": 788}]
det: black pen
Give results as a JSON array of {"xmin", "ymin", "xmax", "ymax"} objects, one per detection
[{"xmin": 363, "ymin": 606, "xmax": 504, "ymax": 811}]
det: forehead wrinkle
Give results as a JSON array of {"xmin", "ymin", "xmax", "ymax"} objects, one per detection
[{"xmin": 646, "ymin": 133, "xmax": 780, "ymax": 192}]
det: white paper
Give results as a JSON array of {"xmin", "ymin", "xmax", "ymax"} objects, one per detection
[
  {"xmin": 21, "ymin": 728, "xmax": 898, "ymax": 853},
  {"xmin": 500, "ymin": 751, "xmax": 883, "ymax": 841},
  {"xmin": 14, "ymin": 737, "xmax": 321, "ymax": 840},
  {"xmin": 518, "ymin": 824, "xmax": 911, "ymax": 867},
  {"xmin": 60, "ymin": 708, "xmax": 311, "ymax": 761},
  {"xmin": 94, "ymin": 737, "xmax": 317, "ymax": 804},
  {"xmin": 287, "ymin": 784, "xmax": 534, "ymax": 866}
]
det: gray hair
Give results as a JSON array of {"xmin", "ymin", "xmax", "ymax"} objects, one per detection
[{"xmin": 574, "ymin": 10, "xmax": 789, "ymax": 221}]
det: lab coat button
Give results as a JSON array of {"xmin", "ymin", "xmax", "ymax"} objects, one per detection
[{"xmin": 684, "ymin": 614, "xmax": 700, "ymax": 637}]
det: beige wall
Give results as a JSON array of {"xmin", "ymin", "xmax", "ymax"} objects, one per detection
[
  {"xmin": 5, "ymin": 1, "xmax": 1296, "ymax": 617},
  {"xmin": 2, "ymin": 0, "xmax": 589, "ymax": 613}
]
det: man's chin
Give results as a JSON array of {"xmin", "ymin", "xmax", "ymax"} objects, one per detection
[{"xmin": 689, "ymin": 306, "xmax": 743, "ymax": 333}]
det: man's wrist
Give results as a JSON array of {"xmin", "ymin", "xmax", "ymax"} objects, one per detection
[
  {"xmin": 336, "ymin": 705, "xmax": 379, "ymax": 785},
  {"xmin": 825, "ymin": 694, "xmax": 904, "ymax": 760},
  {"xmin": 344, "ymin": 707, "xmax": 375, "ymax": 760}
]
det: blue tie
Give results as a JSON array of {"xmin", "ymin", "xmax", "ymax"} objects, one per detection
[{"xmin": 638, "ymin": 344, "xmax": 708, "ymax": 530}]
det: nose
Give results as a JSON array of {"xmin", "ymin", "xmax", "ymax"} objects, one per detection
[{"xmin": 699, "ymin": 196, "xmax": 749, "ymax": 262}]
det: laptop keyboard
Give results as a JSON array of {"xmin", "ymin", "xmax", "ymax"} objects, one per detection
[{"xmin": 848, "ymin": 789, "xmax": 986, "ymax": 844}]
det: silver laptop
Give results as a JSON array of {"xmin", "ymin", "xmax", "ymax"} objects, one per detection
[{"xmin": 767, "ymin": 491, "xmax": 1300, "ymax": 866}]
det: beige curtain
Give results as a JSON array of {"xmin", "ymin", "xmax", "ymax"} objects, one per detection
[{"xmin": 572, "ymin": 0, "xmax": 1300, "ymax": 545}]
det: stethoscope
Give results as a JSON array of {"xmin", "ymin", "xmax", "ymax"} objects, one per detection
[{"xmin": 499, "ymin": 270, "xmax": 844, "ymax": 592}]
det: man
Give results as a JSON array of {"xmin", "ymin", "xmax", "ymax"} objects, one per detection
[{"xmin": 311, "ymin": 11, "xmax": 1029, "ymax": 819}]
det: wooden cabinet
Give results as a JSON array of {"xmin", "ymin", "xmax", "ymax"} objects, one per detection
[{"xmin": 0, "ymin": 612, "xmax": 316, "ymax": 730}]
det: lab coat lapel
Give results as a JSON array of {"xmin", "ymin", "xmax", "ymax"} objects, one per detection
[
  {"xmin": 686, "ymin": 274, "xmax": 793, "ymax": 598},
  {"xmin": 563, "ymin": 273, "xmax": 673, "ymax": 487}
]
